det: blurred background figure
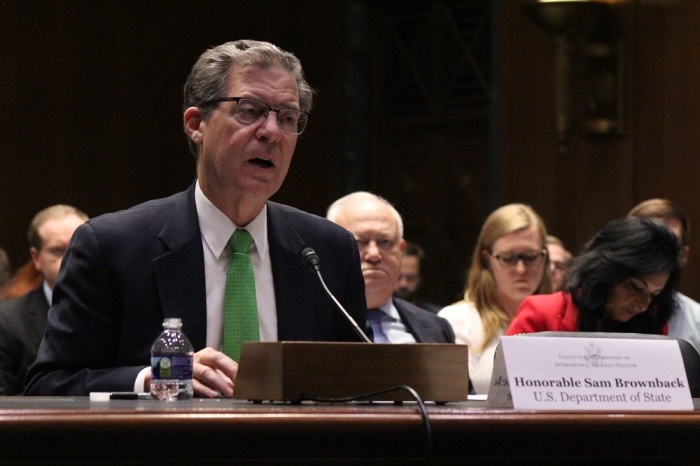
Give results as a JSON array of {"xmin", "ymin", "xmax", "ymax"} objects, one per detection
[
  {"xmin": 0, "ymin": 205, "xmax": 88, "ymax": 394},
  {"xmin": 394, "ymin": 241, "xmax": 441, "ymax": 314},
  {"xmin": 0, "ymin": 261, "xmax": 42, "ymax": 301},
  {"xmin": 546, "ymin": 235, "xmax": 572, "ymax": 292},
  {"xmin": 439, "ymin": 204, "xmax": 551, "ymax": 394},
  {"xmin": 0, "ymin": 248, "xmax": 10, "ymax": 297},
  {"xmin": 628, "ymin": 198, "xmax": 700, "ymax": 354},
  {"xmin": 508, "ymin": 217, "xmax": 681, "ymax": 337}
]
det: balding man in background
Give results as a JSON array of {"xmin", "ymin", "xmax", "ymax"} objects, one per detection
[{"xmin": 328, "ymin": 192, "xmax": 454, "ymax": 343}]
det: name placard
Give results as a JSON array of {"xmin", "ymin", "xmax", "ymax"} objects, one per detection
[{"xmin": 498, "ymin": 336, "xmax": 693, "ymax": 411}]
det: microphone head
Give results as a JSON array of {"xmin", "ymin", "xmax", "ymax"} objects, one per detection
[{"xmin": 301, "ymin": 247, "xmax": 321, "ymax": 272}]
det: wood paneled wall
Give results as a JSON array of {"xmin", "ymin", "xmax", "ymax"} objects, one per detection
[
  {"xmin": 500, "ymin": 0, "xmax": 700, "ymax": 300},
  {"xmin": 0, "ymin": 1, "xmax": 347, "ymax": 269},
  {"xmin": 3, "ymin": 0, "xmax": 700, "ymax": 304}
]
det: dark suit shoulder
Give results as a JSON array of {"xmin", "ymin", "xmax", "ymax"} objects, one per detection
[
  {"xmin": 393, "ymin": 298, "xmax": 455, "ymax": 343},
  {"xmin": 87, "ymin": 187, "xmax": 192, "ymax": 233},
  {"xmin": 0, "ymin": 287, "xmax": 48, "ymax": 323},
  {"xmin": 267, "ymin": 201, "xmax": 352, "ymax": 239}
]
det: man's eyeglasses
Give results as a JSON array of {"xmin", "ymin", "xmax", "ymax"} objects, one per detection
[
  {"xmin": 490, "ymin": 249, "xmax": 547, "ymax": 268},
  {"xmin": 200, "ymin": 97, "xmax": 309, "ymax": 135}
]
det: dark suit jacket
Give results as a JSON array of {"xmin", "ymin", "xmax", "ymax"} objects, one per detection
[
  {"xmin": 24, "ymin": 183, "xmax": 367, "ymax": 395},
  {"xmin": 393, "ymin": 298, "xmax": 455, "ymax": 343},
  {"xmin": 0, "ymin": 285, "xmax": 49, "ymax": 395}
]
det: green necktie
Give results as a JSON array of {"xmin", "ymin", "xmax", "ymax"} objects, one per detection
[{"xmin": 223, "ymin": 229, "xmax": 259, "ymax": 361}]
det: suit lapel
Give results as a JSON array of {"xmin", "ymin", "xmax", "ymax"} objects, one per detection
[
  {"xmin": 394, "ymin": 298, "xmax": 428, "ymax": 343},
  {"xmin": 267, "ymin": 203, "xmax": 318, "ymax": 341},
  {"xmin": 27, "ymin": 286, "xmax": 50, "ymax": 346},
  {"xmin": 151, "ymin": 185, "xmax": 207, "ymax": 349}
]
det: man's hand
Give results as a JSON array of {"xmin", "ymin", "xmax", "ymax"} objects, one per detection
[{"xmin": 191, "ymin": 347, "xmax": 238, "ymax": 398}]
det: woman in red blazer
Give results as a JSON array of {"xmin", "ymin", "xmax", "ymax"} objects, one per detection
[{"xmin": 507, "ymin": 217, "xmax": 682, "ymax": 336}]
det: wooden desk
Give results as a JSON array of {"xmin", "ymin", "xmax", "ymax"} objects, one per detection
[{"xmin": 1, "ymin": 397, "xmax": 699, "ymax": 464}]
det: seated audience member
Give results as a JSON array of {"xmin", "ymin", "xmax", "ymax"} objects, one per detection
[
  {"xmin": 546, "ymin": 235, "xmax": 572, "ymax": 292},
  {"xmin": 507, "ymin": 217, "xmax": 681, "ymax": 337},
  {"xmin": 0, "ymin": 248, "xmax": 10, "ymax": 296},
  {"xmin": 394, "ymin": 241, "xmax": 441, "ymax": 314},
  {"xmin": 628, "ymin": 198, "xmax": 700, "ymax": 353},
  {"xmin": 327, "ymin": 192, "xmax": 454, "ymax": 343},
  {"xmin": 1, "ymin": 260, "xmax": 43, "ymax": 301},
  {"xmin": 25, "ymin": 40, "xmax": 367, "ymax": 397},
  {"xmin": 0, "ymin": 205, "xmax": 88, "ymax": 394},
  {"xmin": 438, "ymin": 204, "xmax": 551, "ymax": 394}
]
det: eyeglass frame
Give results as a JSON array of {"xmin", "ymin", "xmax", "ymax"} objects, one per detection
[
  {"xmin": 199, "ymin": 96, "xmax": 309, "ymax": 135},
  {"xmin": 489, "ymin": 249, "xmax": 548, "ymax": 268}
]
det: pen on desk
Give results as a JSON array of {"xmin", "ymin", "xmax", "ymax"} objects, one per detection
[
  {"xmin": 89, "ymin": 392, "xmax": 151, "ymax": 401},
  {"xmin": 110, "ymin": 392, "xmax": 151, "ymax": 400}
]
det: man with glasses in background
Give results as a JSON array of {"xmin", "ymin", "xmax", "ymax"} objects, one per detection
[
  {"xmin": 0, "ymin": 205, "xmax": 87, "ymax": 394},
  {"xmin": 25, "ymin": 40, "xmax": 367, "ymax": 397},
  {"xmin": 327, "ymin": 192, "xmax": 454, "ymax": 344}
]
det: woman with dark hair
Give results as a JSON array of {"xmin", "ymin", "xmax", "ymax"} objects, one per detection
[{"xmin": 507, "ymin": 217, "xmax": 682, "ymax": 336}]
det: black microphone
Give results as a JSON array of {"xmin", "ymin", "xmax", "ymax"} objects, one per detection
[{"xmin": 301, "ymin": 247, "xmax": 371, "ymax": 343}]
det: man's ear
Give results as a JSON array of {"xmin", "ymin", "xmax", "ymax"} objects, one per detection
[
  {"xmin": 30, "ymin": 247, "xmax": 42, "ymax": 273},
  {"xmin": 183, "ymin": 107, "xmax": 204, "ymax": 145}
]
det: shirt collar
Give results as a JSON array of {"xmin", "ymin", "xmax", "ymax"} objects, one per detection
[
  {"xmin": 194, "ymin": 181, "xmax": 268, "ymax": 260},
  {"xmin": 378, "ymin": 298, "xmax": 401, "ymax": 322},
  {"xmin": 43, "ymin": 280, "xmax": 52, "ymax": 305}
]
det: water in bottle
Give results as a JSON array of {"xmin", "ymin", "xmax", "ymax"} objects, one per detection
[{"xmin": 150, "ymin": 317, "xmax": 194, "ymax": 401}]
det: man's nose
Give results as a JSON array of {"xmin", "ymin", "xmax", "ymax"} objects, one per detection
[
  {"xmin": 256, "ymin": 112, "xmax": 283, "ymax": 140},
  {"xmin": 363, "ymin": 240, "xmax": 381, "ymax": 259}
]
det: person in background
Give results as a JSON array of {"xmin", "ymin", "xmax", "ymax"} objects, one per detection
[
  {"xmin": 628, "ymin": 198, "xmax": 700, "ymax": 354},
  {"xmin": 25, "ymin": 40, "xmax": 367, "ymax": 397},
  {"xmin": 546, "ymin": 235, "xmax": 572, "ymax": 292},
  {"xmin": 0, "ymin": 248, "xmax": 10, "ymax": 296},
  {"xmin": 394, "ymin": 241, "xmax": 441, "ymax": 314},
  {"xmin": 438, "ymin": 204, "xmax": 551, "ymax": 394},
  {"xmin": 0, "ymin": 261, "xmax": 42, "ymax": 301},
  {"xmin": 327, "ymin": 192, "xmax": 454, "ymax": 343},
  {"xmin": 507, "ymin": 217, "xmax": 681, "ymax": 337},
  {"xmin": 0, "ymin": 205, "xmax": 88, "ymax": 394}
]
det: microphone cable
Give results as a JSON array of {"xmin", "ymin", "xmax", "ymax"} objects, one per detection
[{"xmin": 299, "ymin": 384, "xmax": 433, "ymax": 459}]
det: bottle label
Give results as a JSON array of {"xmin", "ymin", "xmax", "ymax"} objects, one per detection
[{"xmin": 151, "ymin": 354, "xmax": 193, "ymax": 380}]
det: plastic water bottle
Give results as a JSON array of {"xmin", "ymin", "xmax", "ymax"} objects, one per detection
[{"xmin": 150, "ymin": 318, "xmax": 194, "ymax": 401}]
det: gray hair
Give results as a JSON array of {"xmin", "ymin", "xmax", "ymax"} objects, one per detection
[
  {"xmin": 326, "ymin": 191, "xmax": 404, "ymax": 239},
  {"xmin": 183, "ymin": 40, "xmax": 315, "ymax": 157}
]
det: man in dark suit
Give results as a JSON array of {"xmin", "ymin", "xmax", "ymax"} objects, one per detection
[
  {"xmin": 24, "ymin": 40, "xmax": 367, "ymax": 397},
  {"xmin": 327, "ymin": 192, "xmax": 454, "ymax": 343},
  {"xmin": 394, "ymin": 241, "xmax": 443, "ymax": 314},
  {"xmin": 0, "ymin": 205, "xmax": 87, "ymax": 394}
]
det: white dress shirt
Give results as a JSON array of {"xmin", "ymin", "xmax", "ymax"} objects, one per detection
[
  {"xmin": 135, "ymin": 181, "xmax": 278, "ymax": 391},
  {"xmin": 375, "ymin": 299, "xmax": 416, "ymax": 344},
  {"xmin": 195, "ymin": 181, "xmax": 278, "ymax": 347}
]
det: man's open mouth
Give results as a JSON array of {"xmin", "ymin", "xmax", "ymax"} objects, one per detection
[{"xmin": 250, "ymin": 158, "xmax": 274, "ymax": 168}]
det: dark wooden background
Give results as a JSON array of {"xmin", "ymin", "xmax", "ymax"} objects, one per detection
[{"xmin": 2, "ymin": 0, "xmax": 699, "ymax": 307}]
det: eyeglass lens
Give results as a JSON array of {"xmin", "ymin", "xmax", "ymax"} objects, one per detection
[
  {"xmin": 494, "ymin": 251, "xmax": 545, "ymax": 267},
  {"xmin": 234, "ymin": 98, "xmax": 307, "ymax": 134}
]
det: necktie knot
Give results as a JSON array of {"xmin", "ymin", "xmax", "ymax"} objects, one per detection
[
  {"xmin": 230, "ymin": 229, "xmax": 253, "ymax": 254},
  {"xmin": 367, "ymin": 308, "xmax": 384, "ymax": 323}
]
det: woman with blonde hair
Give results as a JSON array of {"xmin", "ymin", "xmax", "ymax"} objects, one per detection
[{"xmin": 439, "ymin": 203, "xmax": 551, "ymax": 394}]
